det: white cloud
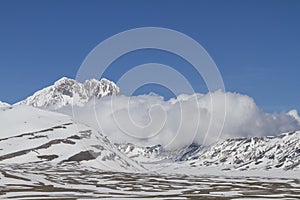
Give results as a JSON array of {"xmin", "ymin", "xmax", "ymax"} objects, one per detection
[
  {"xmin": 288, "ymin": 109, "xmax": 300, "ymax": 124},
  {"xmin": 60, "ymin": 91, "xmax": 300, "ymax": 150}
]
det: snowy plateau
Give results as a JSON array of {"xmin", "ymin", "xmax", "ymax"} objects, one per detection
[{"xmin": 1, "ymin": 77, "xmax": 300, "ymax": 199}]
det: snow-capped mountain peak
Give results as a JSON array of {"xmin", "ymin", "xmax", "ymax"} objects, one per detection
[
  {"xmin": 16, "ymin": 77, "xmax": 120, "ymax": 110},
  {"xmin": 83, "ymin": 78, "xmax": 120, "ymax": 99}
]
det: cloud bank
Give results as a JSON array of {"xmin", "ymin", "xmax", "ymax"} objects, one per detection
[{"xmin": 62, "ymin": 91, "xmax": 300, "ymax": 150}]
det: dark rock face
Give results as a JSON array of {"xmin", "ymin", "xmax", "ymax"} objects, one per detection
[
  {"xmin": 37, "ymin": 155, "xmax": 59, "ymax": 161},
  {"xmin": 63, "ymin": 151, "xmax": 101, "ymax": 162}
]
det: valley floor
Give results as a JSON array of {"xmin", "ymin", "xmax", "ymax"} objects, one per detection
[{"xmin": 0, "ymin": 163, "xmax": 300, "ymax": 200}]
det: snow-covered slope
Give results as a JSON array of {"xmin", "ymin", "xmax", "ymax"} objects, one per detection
[
  {"xmin": 0, "ymin": 105, "xmax": 143, "ymax": 172},
  {"xmin": 117, "ymin": 143, "xmax": 165, "ymax": 163},
  {"xmin": 186, "ymin": 132, "xmax": 300, "ymax": 171},
  {"xmin": 16, "ymin": 77, "xmax": 120, "ymax": 110},
  {"xmin": 0, "ymin": 101, "xmax": 10, "ymax": 108}
]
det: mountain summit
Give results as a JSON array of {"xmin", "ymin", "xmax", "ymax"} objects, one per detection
[{"xmin": 16, "ymin": 77, "xmax": 120, "ymax": 110}]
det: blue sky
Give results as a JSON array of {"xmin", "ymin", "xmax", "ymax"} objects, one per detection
[{"xmin": 0, "ymin": 0, "xmax": 299, "ymax": 112}]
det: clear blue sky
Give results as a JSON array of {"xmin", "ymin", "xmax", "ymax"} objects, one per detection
[{"xmin": 0, "ymin": 0, "xmax": 299, "ymax": 112}]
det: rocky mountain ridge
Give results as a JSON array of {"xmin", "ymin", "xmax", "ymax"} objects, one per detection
[
  {"xmin": 16, "ymin": 77, "xmax": 120, "ymax": 110},
  {"xmin": 117, "ymin": 131, "xmax": 300, "ymax": 171}
]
